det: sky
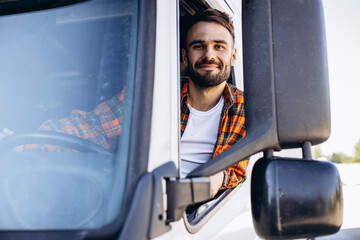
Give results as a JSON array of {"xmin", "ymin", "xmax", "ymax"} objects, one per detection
[{"xmin": 319, "ymin": 0, "xmax": 360, "ymax": 157}]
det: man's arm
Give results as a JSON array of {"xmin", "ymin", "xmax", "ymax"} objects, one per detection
[
  {"xmin": 221, "ymin": 160, "xmax": 249, "ymax": 189},
  {"xmin": 26, "ymin": 89, "xmax": 126, "ymax": 152},
  {"xmin": 210, "ymin": 85, "xmax": 247, "ymax": 192},
  {"xmin": 209, "ymin": 159, "xmax": 249, "ymax": 197},
  {"xmin": 209, "ymin": 171, "xmax": 224, "ymax": 197}
]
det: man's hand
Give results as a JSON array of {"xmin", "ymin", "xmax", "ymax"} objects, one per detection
[
  {"xmin": 209, "ymin": 171, "xmax": 224, "ymax": 198},
  {"xmin": 0, "ymin": 128, "xmax": 13, "ymax": 139}
]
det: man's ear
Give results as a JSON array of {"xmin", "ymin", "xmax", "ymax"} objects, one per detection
[
  {"xmin": 181, "ymin": 48, "xmax": 188, "ymax": 66},
  {"xmin": 230, "ymin": 48, "xmax": 237, "ymax": 66}
]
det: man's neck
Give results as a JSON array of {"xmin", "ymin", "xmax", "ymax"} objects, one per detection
[{"xmin": 187, "ymin": 79, "xmax": 226, "ymax": 111}]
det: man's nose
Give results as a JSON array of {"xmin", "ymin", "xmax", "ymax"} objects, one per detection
[{"xmin": 203, "ymin": 46, "xmax": 216, "ymax": 60}]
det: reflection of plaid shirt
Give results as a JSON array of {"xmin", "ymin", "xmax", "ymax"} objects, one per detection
[
  {"xmin": 29, "ymin": 88, "xmax": 126, "ymax": 152},
  {"xmin": 181, "ymin": 81, "xmax": 248, "ymax": 189}
]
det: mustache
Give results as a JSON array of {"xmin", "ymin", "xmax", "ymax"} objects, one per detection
[{"xmin": 194, "ymin": 58, "xmax": 223, "ymax": 69}]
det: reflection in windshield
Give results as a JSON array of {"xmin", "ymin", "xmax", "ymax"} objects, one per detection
[{"xmin": 0, "ymin": 0, "xmax": 138, "ymax": 230}]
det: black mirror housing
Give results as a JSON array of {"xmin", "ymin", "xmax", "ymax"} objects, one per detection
[
  {"xmin": 251, "ymin": 157, "xmax": 343, "ymax": 239},
  {"xmin": 242, "ymin": 0, "xmax": 330, "ymax": 150}
]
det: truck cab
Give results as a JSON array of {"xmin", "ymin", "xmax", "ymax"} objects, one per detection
[{"xmin": 0, "ymin": 0, "xmax": 343, "ymax": 239}]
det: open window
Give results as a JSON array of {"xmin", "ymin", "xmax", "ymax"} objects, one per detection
[{"xmin": 178, "ymin": 0, "xmax": 249, "ymax": 232}]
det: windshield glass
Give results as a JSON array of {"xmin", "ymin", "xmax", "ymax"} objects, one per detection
[{"xmin": 0, "ymin": 0, "xmax": 138, "ymax": 230}]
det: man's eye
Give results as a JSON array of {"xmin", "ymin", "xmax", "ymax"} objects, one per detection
[
  {"xmin": 193, "ymin": 45, "xmax": 204, "ymax": 49},
  {"xmin": 215, "ymin": 45, "xmax": 225, "ymax": 50}
]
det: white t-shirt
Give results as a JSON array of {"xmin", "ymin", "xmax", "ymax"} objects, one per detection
[{"xmin": 180, "ymin": 96, "xmax": 224, "ymax": 177}]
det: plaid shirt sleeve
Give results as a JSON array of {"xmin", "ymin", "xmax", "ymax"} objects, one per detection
[
  {"xmin": 215, "ymin": 84, "xmax": 247, "ymax": 190},
  {"xmin": 26, "ymin": 89, "xmax": 126, "ymax": 152}
]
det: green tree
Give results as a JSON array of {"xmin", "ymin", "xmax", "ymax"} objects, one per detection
[
  {"xmin": 353, "ymin": 139, "xmax": 360, "ymax": 163},
  {"xmin": 314, "ymin": 145, "xmax": 322, "ymax": 159},
  {"xmin": 330, "ymin": 152, "xmax": 353, "ymax": 164}
]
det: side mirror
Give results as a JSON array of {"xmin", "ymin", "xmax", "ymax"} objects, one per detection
[{"xmin": 251, "ymin": 157, "xmax": 343, "ymax": 239}]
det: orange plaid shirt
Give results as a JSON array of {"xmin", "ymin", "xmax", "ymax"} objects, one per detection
[
  {"xmin": 32, "ymin": 81, "xmax": 247, "ymax": 188},
  {"xmin": 180, "ymin": 80, "xmax": 248, "ymax": 189},
  {"xmin": 29, "ymin": 88, "xmax": 127, "ymax": 152}
]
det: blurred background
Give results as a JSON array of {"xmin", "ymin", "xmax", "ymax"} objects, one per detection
[{"xmin": 321, "ymin": 0, "xmax": 360, "ymax": 231}]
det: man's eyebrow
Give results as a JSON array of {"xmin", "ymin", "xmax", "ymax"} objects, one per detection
[
  {"xmin": 188, "ymin": 40, "xmax": 205, "ymax": 46},
  {"xmin": 188, "ymin": 39, "xmax": 228, "ymax": 46},
  {"xmin": 213, "ymin": 40, "xmax": 228, "ymax": 44}
]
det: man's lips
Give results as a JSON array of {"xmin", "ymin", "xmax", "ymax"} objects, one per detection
[{"xmin": 197, "ymin": 64, "xmax": 219, "ymax": 70}]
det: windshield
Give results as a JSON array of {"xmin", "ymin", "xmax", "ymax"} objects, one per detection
[{"xmin": 0, "ymin": 0, "xmax": 138, "ymax": 230}]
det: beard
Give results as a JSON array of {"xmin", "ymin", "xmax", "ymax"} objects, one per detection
[{"xmin": 187, "ymin": 57, "xmax": 231, "ymax": 89}]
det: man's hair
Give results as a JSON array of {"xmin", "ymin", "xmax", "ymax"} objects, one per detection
[{"xmin": 183, "ymin": 8, "xmax": 235, "ymax": 48}]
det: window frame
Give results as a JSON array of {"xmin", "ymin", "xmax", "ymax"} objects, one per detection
[{"xmin": 178, "ymin": 0, "xmax": 248, "ymax": 233}]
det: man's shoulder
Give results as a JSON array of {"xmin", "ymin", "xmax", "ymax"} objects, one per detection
[
  {"xmin": 227, "ymin": 83, "xmax": 244, "ymax": 103},
  {"xmin": 223, "ymin": 83, "xmax": 244, "ymax": 118}
]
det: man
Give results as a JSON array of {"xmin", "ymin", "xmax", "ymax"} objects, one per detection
[
  {"xmin": 180, "ymin": 9, "xmax": 247, "ymax": 197},
  {"xmin": 0, "ymin": 8, "xmax": 248, "ymax": 198}
]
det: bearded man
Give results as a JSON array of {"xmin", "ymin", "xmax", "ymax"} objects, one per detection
[{"xmin": 180, "ymin": 9, "xmax": 247, "ymax": 197}]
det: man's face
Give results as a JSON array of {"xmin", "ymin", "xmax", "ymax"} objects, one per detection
[{"xmin": 182, "ymin": 21, "xmax": 237, "ymax": 88}]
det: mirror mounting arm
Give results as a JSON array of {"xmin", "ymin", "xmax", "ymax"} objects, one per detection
[
  {"xmin": 166, "ymin": 177, "xmax": 211, "ymax": 223},
  {"xmin": 302, "ymin": 141, "xmax": 312, "ymax": 159}
]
